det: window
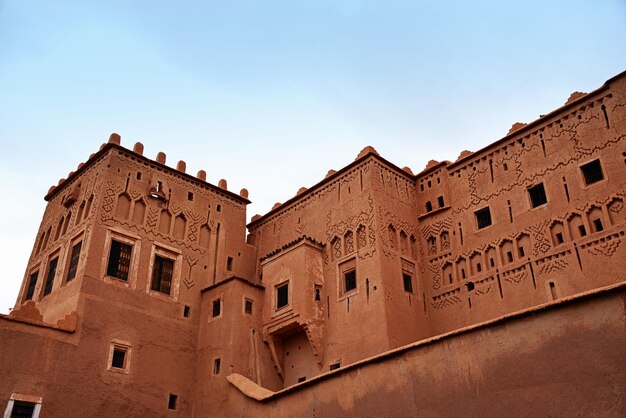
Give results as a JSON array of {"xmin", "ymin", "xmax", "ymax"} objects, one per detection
[
  {"xmin": 213, "ymin": 358, "xmax": 221, "ymax": 374},
  {"xmin": 276, "ymin": 283, "xmax": 289, "ymax": 309},
  {"xmin": 151, "ymin": 255, "xmax": 174, "ymax": 295},
  {"xmin": 475, "ymin": 207, "xmax": 492, "ymax": 229},
  {"xmin": 66, "ymin": 241, "xmax": 82, "ymax": 283},
  {"xmin": 297, "ymin": 377, "xmax": 306, "ymax": 383},
  {"xmin": 330, "ymin": 362, "xmax": 341, "ymax": 371},
  {"xmin": 556, "ymin": 232, "xmax": 564, "ymax": 244},
  {"xmin": 344, "ymin": 270, "xmax": 356, "ymax": 292},
  {"xmin": 314, "ymin": 285, "xmax": 321, "ymax": 301},
  {"xmin": 244, "ymin": 299, "xmax": 253, "ymax": 314},
  {"xmin": 425, "ymin": 201, "xmax": 433, "ymax": 212},
  {"xmin": 187, "ymin": 191, "xmax": 194, "ymax": 201},
  {"xmin": 580, "ymin": 159, "xmax": 604, "ymax": 185},
  {"xmin": 4, "ymin": 397, "xmax": 42, "ymax": 418},
  {"xmin": 402, "ymin": 273, "xmax": 413, "ymax": 293},
  {"xmin": 43, "ymin": 257, "xmax": 58, "ymax": 297},
  {"xmin": 108, "ymin": 342, "xmax": 131, "ymax": 373},
  {"xmin": 183, "ymin": 305, "xmax": 191, "ymax": 318},
  {"xmin": 24, "ymin": 271, "xmax": 39, "ymax": 301},
  {"xmin": 593, "ymin": 219, "xmax": 604, "ymax": 232},
  {"xmin": 212, "ymin": 299, "xmax": 221, "ymax": 317},
  {"xmin": 107, "ymin": 240, "xmax": 132, "ymax": 281},
  {"xmin": 226, "ymin": 256, "xmax": 233, "ymax": 271},
  {"xmin": 437, "ymin": 196, "xmax": 445, "ymax": 208},
  {"xmin": 528, "ymin": 183, "xmax": 547, "ymax": 208},
  {"xmin": 168, "ymin": 394, "xmax": 178, "ymax": 410}
]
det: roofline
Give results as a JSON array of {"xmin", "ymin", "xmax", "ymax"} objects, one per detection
[
  {"xmin": 44, "ymin": 143, "xmax": 251, "ymax": 205},
  {"xmin": 201, "ymin": 276, "xmax": 265, "ymax": 292},
  {"xmin": 247, "ymin": 151, "xmax": 414, "ymax": 228},
  {"xmin": 446, "ymin": 69, "xmax": 626, "ymax": 171}
]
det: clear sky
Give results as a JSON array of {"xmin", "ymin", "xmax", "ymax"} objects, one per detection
[{"xmin": 0, "ymin": 0, "xmax": 624, "ymax": 313}]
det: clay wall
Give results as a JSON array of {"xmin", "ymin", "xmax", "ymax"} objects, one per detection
[
  {"xmin": 223, "ymin": 284, "xmax": 626, "ymax": 418},
  {"xmin": 417, "ymin": 76, "xmax": 626, "ymax": 334}
]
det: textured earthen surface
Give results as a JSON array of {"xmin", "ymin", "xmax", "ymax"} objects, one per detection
[{"xmin": 1, "ymin": 71, "xmax": 625, "ymax": 417}]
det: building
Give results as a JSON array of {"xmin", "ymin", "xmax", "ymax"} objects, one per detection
[{"xmin": 1, "ymin": 71, "xmax": 625, "ymax": 417}]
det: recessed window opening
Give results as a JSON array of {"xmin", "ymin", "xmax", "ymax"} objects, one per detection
[
  {"xmin": 43, "ymin": 256, "xmax": 59, "ymax": 296},
  {"xmin": 437, "ymin": 196, "xmax": 444, "ymax": 208},
  {"xmin": 314, "ymin": 286, "xmax": 321, "ymax": 301},
  {"xmin": 593, "ymin": 219, "xmax": 604, "ymax": 232},
  {"xmin": 168, "ymin": 394, "xmax": 178, "ymax": 410},
  {"xmin": 518, "ymin": 247, "xmax": 525, "ymax": 257},
  {"xmin": 151, "ymin": 255, "xmax": 174, "ymax": 295},
  {"xmin": 216, "ymin": 204, "xmax": 221, "ymax": 212},
  {"xmin": 490, "ymin": 258, "xmax": 495, "ymax": 268},
  {"xmin": 187, "ymin": 191, "xmax": 194, "ymax": 201},
  {"xmin": 580, "ymin": 159, "xmax": 604, "ymax": 185},
  {"xmin": 475, "ymin": 207, "xmax": 492, "ymax": 229},
  {"xmin": 403, "ymin": 273, "xmax": 413, "ymax": 293},
  {"xmin": 213, "ymin": 358, "xmax": 221, "ymax": 374},
  {"xmin": 549, "ymin": 281, "xmax": 557, "ymax": 300},
  {"xmin": 183, "ymin": 305, "xmax": 191, "ymax": 318},
  {"xmin": 297, "ymin": 377, "xmax": 307, "ymax": 383},
  {"xmin": 212, "ymin": 299, "xmax": 221, "ymax": 317},
  {"xmin": 476, "ymin": 263, "xmax": 482, "ymax": 272},
  {"xmin": 136, "ymin": 172, "xmax": 142, "ymax": 180},
  {"xmin": 9, "ymin": 401, "xmax": 37, "ymax": 417},
  {"xmin": 503, "ymin": 163, "xmax": 508, "ymax": 171},
  {"xmin": 466, "ymin": 281, "xmax": 475, "ymax": 291},
  {"xmin": 425, "ymin": 201, "xmax": 433, "ymax": 212},
  {"xmin": 330, "ymin": 362, "xmax": 341, "ymax": 371},
  {"xmin": 528, "ymin": 183, "xmax": 548, "ymax": 208},
  {"xmin": 448, "ymin": 273, "xmax": 453, "ymax": 284},
  {"xmin": 226, "ymin": 257, "xmax": 233, "ymax": 271},
  {"xmin": 578, "ymin": 225, "xmax": 587, "ymax": 237},
  {"xmin": 461, "ymin": 268, "xmax": 466, "ymax": 279},
  {"xmin": 66, "ymin": 241, "xmax": 83, "ymax": 283},
  {"xmin": 427, "ymin": 180, "xmax": 431, "ymax": 188},
  {"xmin": 107, "ymin": 240, "xmax": 132, "ymax": 281},
  {"xmin": 244, "ymin": 299, "xmax": 253, "ymax": 314},
  {"xmin": 420, "ymin": 184, "xmax": 424, "ymax": 191},
  {"xmin": 111, "ymin": 346, "xmax": 127, "ymax": 369},
  {"xmin": 344, "ymin": 270, "xmax": 356, "ymax": 292},
  {"xmin": 556, "ymin": 232, "xmax": 564, "ymax": 244},
  {"xmin": 506, "ymin": 251, "xmax": 513, "ymax": 263},
  {"xmin": 25, "ymin": 271, "xmax": 39, "ymax": 301},
  {"xmin": 276, "ymin": 283, "xmax": 289, "ymax": 309}
]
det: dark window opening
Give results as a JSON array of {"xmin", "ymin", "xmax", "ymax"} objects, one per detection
[
  {"xmin": 448, "ymin": 273, "xmax": 453, "ymax": 284},
  {"xmin": 10, "ymin": 401, "xmax": 36, "ymax": 418},
  {"xmin": 168, "ymin": 394, "xmax": 178, "ymax": 410},
  {"xmin": 427, "ymin": 180, "xmax": 431, "ymax": 188},
  {"xmin": 506, "ymin": 251, "xmax": 513, "ymax": 263},
  {"xmin": 111, "ymin": 347, "xmax": 127, "ymax": 369},
  {"xmin": 244, "ymin": 299, "xmax": 253, "ymax": 314},
  {"xmin": 420, "ymin": 184, "xmax": 424, "ymax": 191},
  {"xmin": 578, "ymin": 225, "xmax": 587, "ymax": 237},
  {"xmin": 437, "ymin": 196, "xmax": 445, "ymax": 208},
  {"xmin": 476, "ymin": 263, "xmax": 482, "ymax": 273},
  {"xmin": 344, "ymin": 270, "xmax": 356, "ymax": 292},
  {"xmin": 425, "ymin": 201, "xmax": 433, "ymax": 212},
  {"xmin": 528, "ymin": 183, "xmax": 548, "ymax": 208},
  {"xmin": 216, "ymin": 204, "xmax": 221, "ymax": 212},
  {"xmin": 226, "ymin": 256, "xmax": 233, "ymax": 271},
  {"xmin": 549, "ymin": 281, "xmax": 557, "ymax": 300},
  {"xmin": 518, "ymin": 247, "xmax": 525, "ymax": 257},
  {"xmin": 475, "ymin": 207, "xmax": 492, "ymax": 229},
  {"xmin": 66, "ymin": 241, "xmax": 83, "ymax": 282},
  {"xmin": 213, "ymin": 358, "xmax": 221, "ymax": 374},
  {"xmin": 297, "ymin": 377, "xmax": 307, "ymax": 383},
  {"xmin": 330, "ymin": 362, "xmax": 341, "ymax": 371},
  {"xmin": 25, "ymin": 271, "xmax": 39, "ymax": 301},
  {"xmin": 593, "ymin": 219, "xmax": 604, "ymax": 232},
  {"xmin": 183, "ymin": 305, "xmax": 190, "ymax": 318},
  {"xmin": 277, "ymin": 283, "xmax": 289, "ymax": 309},
  {"xmin": 556, "ymin": 233, "xmax": 564, "ymax": 244},
  {"xmin": 43, "ymin": 257, "xmax": 59, "ymax": 296},
  {"xmin": 151, "ymin": 255, "xmax": 174, "ymax": 295},
  {"xmin": 314, "ymin": 287, "xmax": 321, "ymax": 301},
  {"xmin": 212, "ymin": 299, "xmax": 221, "ymax": 317},
  {"xmin": 503, "ymin": 163, "xmax": 508, "ymax": 171},
  {"xmin": 580, "ymin": 159, "xmax": 604, "ymax": 185},
  {"xmin": 403, "ymin": 273, "xmax": 413, "ymax": 293},
  {"xmin": 461, "ymin": 268, "xmax": 466, "ymax": 279},
  {"xmin": 107, "ymin": 240, "xmax": 132, "ymax": 281},
  {"xmin": 490, "ymin": 258, "xmax": 495, "ymax": 268},
  {"xmin": 466, "ymin": 281, "xmax": 475, "ymax": 291},
  {"xmin": 187, "ymin": 191, "xmax": 194, "ymax": 201}
]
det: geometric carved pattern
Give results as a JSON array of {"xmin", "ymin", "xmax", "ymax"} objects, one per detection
[
  {"xmin": 538, "ymin": 258, "xmax": 568, "ymax": 276},
  {"xmin": 585, "ymin": 238, "xmax": 621, "ymax": 257}
]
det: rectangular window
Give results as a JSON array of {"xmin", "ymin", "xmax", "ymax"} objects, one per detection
[
  {"xmin": 276, "ymin": 283, "xmax": 289, "ymax": 309},
  {"xmin": 213, "ymin": 358, "xmax": 221, "ymax": 374},
  {"xmin": 297, "ymin": 377, "xmax": 306, "ymax": 383},
  {"xmin": 151, "ymin": 255, "xmax": 174, "ymax": 295},
  {"xmin": 24, "ymin": 271, "xmax": 39, "ymax": 301},
  {"xmin": 43, "ymin": 257, "xmax": 58, "ymax": 296},
  {"xmin": 108, "ymin": 342, "xmax": 131, "ymax": 372},
  {"xmin": 556, "ymin": 232, "xmax": 564, "ymax": 244},
  {"xmin": 66, "ymin": 241, "xmax": 83, "ymax": 282},
  {"xmin": 330, "ymin": 362, "xmax": 341, "ymax": 371},
  {"xmin": 528, "ymin": 183, "xmax": 547, "ymax": 208},
  {"xmin": 183, "ymin": 305, "xmax": 191, "ymax": 318},
  {"xmin": 244, "ymin": 299, "xmax": 253, "ymax": 314},
  {"xmin": 437, "ymin": 196, "xmax": 445, "ymax": 208},
  {"xmin": 212, "ymin": 299, "xmax": 221, "ymax": 317},
  {"xmin": 168, "ymin": 394, "xmax": 178, "ymax": 410},
  {"xmin": 403, "ymin": 273, "xmax": 413, "ymax": 293},
  {"xmin": 593, "ymin": 219, "xmax": 604, "ymax": 232},
  {"xmin": 107, "ymin": 240, "xmax": 132, "ymax": 281},
  {"xmin": 10, "ymin": 401, "xmax": 36, "ymax": 417},
  {"xmin": 580, "ymin": 159, "xmax": 604, "ymax": 185},
  {"xmin": 111, "ymin": 348, "xmax": 126, "ymax": 369},
  {"xmin": 475, "ymin": 207, "xmax": 492, "ymax": 229},
  {"xmin": 344, "ymin": 270, "xmax": 356, "ymax": 292},
  {"xmin": 226, "ymin": 256, "xmax": 233, "ymax": 271}
]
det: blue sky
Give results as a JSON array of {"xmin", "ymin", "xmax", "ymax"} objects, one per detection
[{"xmin": 0, "ymin": 0, "xmax": 624, "ymax": 313}]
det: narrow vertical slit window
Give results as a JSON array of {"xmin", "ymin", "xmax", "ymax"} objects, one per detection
[
  {"xmin": 212, "ymin": 299, "xmax": 221, "ymax": 317},
  {"xmin": 213, "ymin": 358, "xmax": 221, "ymax": 374},
  {"xmin": 168, "ymin": 394, "xmax": 178, "ymax": 410},
  {"xmin": 437, "ymin": 196, "xmax": 444, "ymax": 208},
  {"xmin": 226, "ymin": 256, "xmax": 233, "ymax": 271}
]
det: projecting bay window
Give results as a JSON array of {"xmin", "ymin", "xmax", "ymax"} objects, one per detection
[
  {"xmin": 151, "ymin": 255, "xmax": 174, "ymax": 295},
  {"xmin": 65, "ymin": 240, "xmax": 83, "ymax": 283},
  {"xmin": 107, "ymin": 240, "xmax": 132, "ymax": 281}
]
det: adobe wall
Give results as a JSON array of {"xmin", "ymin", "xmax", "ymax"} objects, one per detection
[
  {"xmin": 223, "ymin": 284, "xmax": 626, "ymax": 418},
  {"xmin": 417, "ymin": 74, "xmax": 626, "ymax": 335},
  {"xmin": 1, "ymin": 278, "xmax": 198, "ymax": 418}
]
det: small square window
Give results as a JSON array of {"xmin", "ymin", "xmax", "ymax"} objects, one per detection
[
  {"xmin": 212, "ymin": 299, "xmax": 221, "ymax": 317},
  {"xmin": 344, "ymin": 270, "xmax": 356, "ymax": 292},
  {"xmin": 213, "ymin": 358, "xmax": 221, "ymax": 374},
  {"xmin": 10, "ymin": 401, "xmax": 37, "ymax": 417},
  {"xmin": 107, "ymin": 240, "xmax": 132, "ymax": 281},
  {"xmin": 109, "ymin": 344, "xmax": 130, "ymax": 371},
  {"xmin": 402, "ymin": 273, "xmax": 413, "ymax": 293},
  {"xmin": 151, "ymin": 255, "xmax": 174, "ymax": 295},
  {"xmin": 168, "ymin": 394, "xmax": 178, "ymax": 410},
  {"xmin": 580, "ymin": 159, "xmax": 604, "ymax": 185},
  {"xmin": 276, "ymin": 283, "xmax": 289, "ymax": 310},
  {"xmin": 136, "ymin": 172, "xmax": 142, "ymax": 180},
  {"xmin": 528, "ymin": 183, "xmax": 547, "ymax": 208},
  {"xmin": 475, "ymin": 207, "xmax": 492, "ymax": 229},
  {"xmin": 244, "ymin": 299, "xmax": 253, "ymax": 314}
]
